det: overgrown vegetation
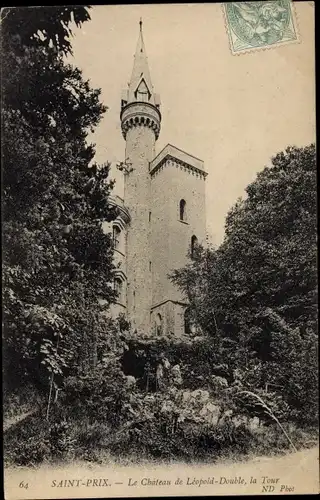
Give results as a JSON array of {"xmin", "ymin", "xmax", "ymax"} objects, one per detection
[
  {"xmin": 171, "ymin": 144, "xmax": 318, "ymax": 429},
  {"xmin": 5, "ymin": 330, "xmax": 318, "ymax": 466},
  {"xmin": 2, "ymin": 7, "xmax": 318, "ymax": 467},
  {"xmin": 2, "ymin": 6, "xmax": 117, "ymax": 402}
]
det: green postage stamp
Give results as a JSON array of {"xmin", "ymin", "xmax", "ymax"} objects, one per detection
[{"xmin": 223, "ymin": 1, "xmax": 299, "ymax": 54}]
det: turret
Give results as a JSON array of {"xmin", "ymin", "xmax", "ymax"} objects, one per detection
[
  {"xmin": 121, "ymin": 19, "xmax": 161, "ymax": 143},
  {"xmin": 121, "ymin": 20, "xmax": 161, "ymax": 334}
]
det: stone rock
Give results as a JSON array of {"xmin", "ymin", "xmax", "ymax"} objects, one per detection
[
  {"xmin": 162, "ymin": 358, "xmax": 171, "ymax": 370},
  {"xmin": 161, "ymin": 400, "xmax": 175, "ymax": 413},
  {"xmin": 168, "ymin": 387, "xmax": 178, "ymax": 397},
  {"xmin": 182, "ymin": 390, "xmax": 192, "ymax": 403},
  {"xmin": 249, "ymin": 416, "xmax": 260, "ymax": 430},
  {"xmin": 193, "ymin": 335, "xmax": 204, "ymax": 342},
  {"xmin": 232, "ymin": 415, "xmax": 247, "ymax": 427},
  {"xmin": 199, "ymin": 402, "xmax": 221, "ymax": 425},
  {"xmin": 156, "ymin": 363, "xmax": 164, "ymax": 378},
  {"xmin": 191, "ymin": 389, "xmax": 210, "ymax": 403},
  {"xmin": 220, "ymin": 409, "xmax": 233, "ymax": 421},
  {"xmin": 171, "ymin": 364, "xmax": 182, "ymax": 386},
  {"xmin": 171, "ymin": 364, "xmax": 180, "ymax": 375},
  {"xmin": 125, "ymin": 375, "xmax": 136, "ymax": 389},
  {"xmin": 211, "ymin": 375, "xmax": 228, "ymax": 391},
  {"xmin": 144, "ymin": 394, "xmax": 155, "ymax": 403}
]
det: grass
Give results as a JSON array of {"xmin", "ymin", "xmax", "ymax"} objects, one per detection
[
  {"xmin": 4, "ymin": 407, "xmax": 318, "ymax": 469},
  {"xmin": 236, "ymin": 390, "xmax": 298, "ymax": 452}
]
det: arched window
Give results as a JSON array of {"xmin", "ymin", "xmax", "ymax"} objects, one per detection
[
  {"xmin": 191, "ymin": 235, "xmax": 198, "ymax": 259},
  {"xmin": 113, "ymin": 225, "xmax": 121, "ymax": 250},
  {"xmin": 179, "ymin": 199, "xmax": 186, "ymax": 221},
  {"xmin": 155, "ymin": 313, "xmax": 163, "ymax": 336}
]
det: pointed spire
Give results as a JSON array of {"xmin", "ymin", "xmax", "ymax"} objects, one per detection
[{"xmin": 127, "ymin": 19, "xmax": 156, "ymax": 105}]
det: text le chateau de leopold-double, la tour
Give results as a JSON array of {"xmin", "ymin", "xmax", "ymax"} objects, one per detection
[{"xmin": 105, "ymin": 21, "xmax": 207, "ymax": 337}]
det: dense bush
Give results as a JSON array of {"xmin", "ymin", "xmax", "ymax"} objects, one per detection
[
  {"xmin": 6, "ymin": 366, "xmax": 315, "ymax": 466},
  {"xmin": 1, "ymin": 327, "xmax": 307, "ymax": 464},
  {"xmin": 171, "ymin": 145, "xmax": 318, "ymax": 429}
]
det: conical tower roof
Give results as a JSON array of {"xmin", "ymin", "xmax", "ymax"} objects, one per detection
[{"xmin": 126, "ymin": 19, "xmax": 157, "ymax": 105}]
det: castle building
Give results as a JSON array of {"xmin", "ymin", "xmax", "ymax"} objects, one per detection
[{"xmin": 108, "ymin": 21, "xmax": 207, "ymax": 336}]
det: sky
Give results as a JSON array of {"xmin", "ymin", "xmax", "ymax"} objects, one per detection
[{"xmin": 67, "ymin": 2, "xmax": 315, "ymax": 246}]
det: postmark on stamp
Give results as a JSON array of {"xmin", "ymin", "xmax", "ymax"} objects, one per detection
[{"xmin": 223, "ymin": 1, "xmax": 299, "ymax": 55}]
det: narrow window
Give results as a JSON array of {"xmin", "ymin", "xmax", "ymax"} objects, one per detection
[
  {"xmin": 149, "ymin": 261, "xmax": 152, "ymax": 271},
  {"xmin": 191, "ymin": 235, "xmax": 198, "ymax": 259},
  {"xmin": 114, "ymin": 277, "xmax": 123, "ymax": 301},
  {"xmin": 156, "ymin": 313, "xmax": 163, "ymax": 336},
  {"xmin": 112, "ymin": 225, "xmax": 121, "ymax": 250},
  {"xmin": 149, "ymin": 211, "xmax": 151, "ymax": 222},
  {"xmin": 179, "ymin": 199, "xmax": 186, "ymax": 221}
]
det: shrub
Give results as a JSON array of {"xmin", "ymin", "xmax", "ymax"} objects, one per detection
[{"xmin": 4, "ymin": 413, "xmax": 51, "ymax": 465}]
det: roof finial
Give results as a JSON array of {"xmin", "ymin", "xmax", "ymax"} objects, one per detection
[{"xmin": 139, "ymin": 17, "xmax": 143, "ymax": 32}]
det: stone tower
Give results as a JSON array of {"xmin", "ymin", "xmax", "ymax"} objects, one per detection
[
  {"xmin": 149, "ymin": 145, "xmax": 207, "ymax": 336},
  {"xmin": 120, "ymin": 20, "xmax": 161, "ymax": 333},
  {"xmin": 119, "ymin": 21, "xmax": 207, "ymax": 336}
]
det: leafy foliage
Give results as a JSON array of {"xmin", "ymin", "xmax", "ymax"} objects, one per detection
[
  {"xmin": 1, "ymin": 6, "xmax": 91, "ymax": 55},
  {"xmin": 4, "ymin": 329, "xmax": 317, "ymax": 465},
  {"xmin": 2, "ymin": 7, "xmax": 118, "ymax": 395},
  {"xmin": 171, "ymin": 145, "xmax": 318, "ymax": 426}
]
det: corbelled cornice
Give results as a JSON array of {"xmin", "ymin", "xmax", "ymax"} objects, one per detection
[
  {"xmin": 149, "ymin": 144, "xmax": 207, "ymax": 180},
  {"xmin": 120, "ymin": 101, "xmax": 161, "ymax": 140}
]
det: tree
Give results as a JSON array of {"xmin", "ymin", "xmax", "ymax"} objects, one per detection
[
  {"xmin": 171, "ymin": 145, "xmax": 318, "ymax": 424},
  {"xmin": 1, "ymin": 6, "xmax": 91, "ymax": 56},
  {"xmin": 173, "ymin": 145, "xmax": 317, "ymax": 339},
  {"xmin": 2, "ymin": 7, "xmax": 118, "ymax": 396},
  {"xmin": 221, "ymin": 144, "xmax": 317, "ymax": 335}
]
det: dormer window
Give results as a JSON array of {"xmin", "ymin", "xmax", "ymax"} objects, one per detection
[
  {"xmin": 135, "ymin": 79, "xmax": 150, "ymax": 102},
  {"xmin": 137, "ymin": 90, "xmax": 149, "ymax": 102}
]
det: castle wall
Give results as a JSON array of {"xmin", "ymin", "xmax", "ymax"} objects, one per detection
[{"xmin": 150, "ymin": 158, "xmax": 206, "ymax": 335}]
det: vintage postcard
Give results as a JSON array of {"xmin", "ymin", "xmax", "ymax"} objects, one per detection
[{"xmin": 2, "ymin": 2, "xmax": 318, "ymax": 499}]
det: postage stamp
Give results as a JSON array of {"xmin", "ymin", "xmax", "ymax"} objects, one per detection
[{"xmin": 223, "ymin": 1, "xmax": 299, "ymax": 55}]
